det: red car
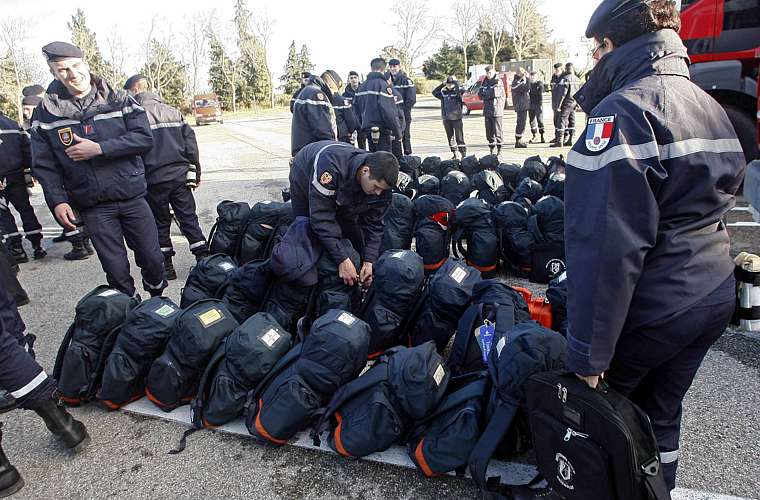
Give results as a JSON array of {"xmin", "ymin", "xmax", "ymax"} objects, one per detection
[{"xmin": 461, "ymin": 72, "xmax": 513, "ymax": 115}]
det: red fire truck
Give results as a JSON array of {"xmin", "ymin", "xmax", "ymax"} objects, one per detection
[{"xmin": 680, "ymin": 0, "xmax": 760, "ymax": 160}]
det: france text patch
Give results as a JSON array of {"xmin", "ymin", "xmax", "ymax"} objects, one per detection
[{"xmin": 585, "ymin": 116, "xmax": 615, "ymax": 152}]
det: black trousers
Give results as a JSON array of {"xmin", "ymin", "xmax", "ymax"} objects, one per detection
[
  {"xmin": 402, "ymin": 109, "xmax": 413, "ymax": 155},
  {"xmin": 484, "ymin": 116, "xmax": 503, "ymax": 149},
  {"xmin": 367, "ymin": 130, "xmax": 393, "ymax": 154},
  {"xmin": 80, "ymin": 197, "xmax": 166, "ymax": 297},
  {"xmin": 357, "ymin": 130, "xmax": 368, "ymax": 151},
  {"xmin": 605, "ymin": 278, "xmax": 735, "ymax": 490},
  {"xmin": 557, "ymin": 101, "xmax": 576, "ymax": 136},
  {"xmin": 529, "ymin": 104, "xmax": 545, "ymax": 135},
  {"xmin": 515, "ymin": 109, "xmax": 528, "ymax": 139},
  {"xmin": 146, "ymin": 177, "xmax": 207, "ymax": 256},
  {"xmin": 443, "ymin": 119, "xmax": 465, "ymax": 152},
  {"xmin": 0, "ymin": 175, "xmax": 42, "ymax": 246}
]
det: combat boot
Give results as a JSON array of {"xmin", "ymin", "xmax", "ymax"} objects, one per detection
[
  {"xmin": 564, "ymin": 133, "xmax": 574, "ymax": 147},
  {"xmin": 32, "ymin": 244, "xmax": 46, "ymax": 260},
  {"xmin": 540, "ymin": 132, "xmax": 545, "ymax": 143},
  {"xmin": 194, "ymin": 251, "xmax": 210, "ymax": 263},
  {"xmin": 163, "ymin": 253, "xmax": 177, "ymax": 281},
  {"xmin": 529, "ymin": 132, "xmax": 537, "ymax": 144},
  {"xmin": 8, "ymin": 243, "xmax": 27, "ymax": 265},
  {"xmin": 496, "ymin": 145, "xmax": 502, "ymax": 157},
  {"xmin": 32, "ymin": 394, "xmax": 89, "ymax": 453},
  {"xmin": 451, "ymin": 150, "xmax": 459, "ymax": 160},
  {"xmin": 83, "ymin": 238, "xmax": 94, "ymax": 255},
  {"xmin": 63, "ymin": 238, "xmax": 89, "ymax": 261},
  {"xmin": 549, "ymin": 132, "xmax": 563, "ymax": 147},
  {"xmin": 0, "ymin": 423, "xmax": 24, "ymax": 498},
  {"xmin": 489, "ymin": 146, "xmax": 495, "ymax": 155},
  {"xmin": 458, "ymin": 147, "xmax": 467, "ymax": 158},
  {"xmin": 515, "ymin": 138, "xmax": 528, "ymax": 149}
]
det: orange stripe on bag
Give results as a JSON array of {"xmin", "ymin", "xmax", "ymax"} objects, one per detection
[
  {"xmin": 467, "ymin": 261, "xmax": 497, "ymax": 272},
  {"xmin": 333, "ymin": 412, "xmax": 353, "ymax": 457},
  {"xmin": 424, "ymin": 258, "xmax": 447, "ymax": 271},
  {"xmin": 414, "ymin": 439, "xmax": 437, "ymax": 477},
  {"xmin": 144, "ymin": 388, "xmax": 172, "ymax": 409},
  {"xmin": 254, "ymin": 399, "xmax": 288, "ymax": 445}
]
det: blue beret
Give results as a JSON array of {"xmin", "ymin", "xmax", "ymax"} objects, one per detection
[
  {"xmin": 348, "ymin": 70, "xmax": 359, "ymax": 77},
  {"xmin": 22, "ymin": 84, "xmax": 45, "ymax": 97},
  {"xmin": 41, "ymin": 41, "xmax": 83, "ymax": 61},
  {"xmin": 388, "ymin": 58, "xmax": 401, "ymax": 66},
  {"xmin": 123, "ymin": 74, "xmax": 148, "ymax": 90},
  {"xmin": 586, "ymin": 0, "xmax": 653, "ymax": 38}
]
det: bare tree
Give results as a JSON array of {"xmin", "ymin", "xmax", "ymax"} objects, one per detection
[
  {"xmin": 448, "ymin": 0, "xmax": 480, "ymax": 80},
  {"xmin": 252, "ymin": 9, "xmax": 275, "ymax": 108},
  {"xmin": 142, "ymin": 17, "xmax": 186, "ymax": 97},
  {"xmin": 390, "ymin": 0, "xmax": 440, "ymax": 71},
  {"xmin": 207, "ymin": 28, "xmax": 245, "ymax": 112},
  {"xmin": 183, "ymin": 10, "xmax": 214, "ymax": 98},
  {"xmin": 103, "ymin": 28, "xmax": 126, "ymax": 86},
  {"xmin": 506, "ymin": 0, "xmax": 550, "ymax": 61},
  {"xmin": 0, "ymin": 17, "xmax": 42, "ymax": 123},
  {"xmin": 481, "ymin": 0, "xmax": 510, "ymax": 68}
]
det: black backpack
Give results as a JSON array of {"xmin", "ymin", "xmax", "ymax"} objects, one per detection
[
  {"xmin": 420, "ymin": 156, "xmax": 442, "ymax": 178},
  {"xmin": 479, "ymin": 154, "xmax": 500, "ymax": 171},
  {"xmin": 412, "ymin": 195, "xmax": 454, "ymax": 273},
  {"xmin": 468, "ymin": 322, "xmax": 567, "ymax": 498},
  {"xmin": 359, "ymin": 249, "xmax": 425, "ymax": 356},
  {"xmin": 438, "ymin": 159, "xmax": 459, "ymax": 179},
  {"xmin": 264, "ymin": 278, "xmax": 315, "ymax": 335},
  {"xmin": 399, "ymin": 155, "xmax": 421, "ymax": 183},
  {"xmin": 546, "ymin": 271, "xmax": 568, "ymax": 336},
  {"xmin": 315, "ymin": 240, "xmax": 361, "ymax": 316},
  {"xmin": 544, "ymin": 156, "xmax": 566, "ymax": 200},
  {"xmin": 511, "ymin": 178, "xmax": 544, "ymax": 208},
  {"xmin": 448, "ymin": 280, "xmax": 531, "ymax": 376},
  {"xmin": 245, "ymin": 309, "xmax": 370, "ymax": 445},
  {"xmin": 237, "ymin": 201, "xmax": 293, "ymax": 265},
  {"xmin": 311, "ymin": 342, "xmax": 449, "ymax": 458},
  {"xmin": 440, "ymin": 171, "xmax": 472, "ymax": 207},
  {"xmin": 525, "ymin": 372, "xmax": 670, "ymax": 500},
  {"xmin": 380, "ymin": 192, "xmax": 415, "ymax": 254},
  {"xmin": 472, "ymin": 170, "xmax": 508, "ymax": 206},
  {"xmin": 407, "ymin": 372, "xmax": 489, "ymax": 477},
  {"xmin": 145, "ymin": 299, "xmax": 238, "ymax": 411},
  {"xmin": 98, "ymin": 297, "xmax": 180, "ymax": 409},
  {"xmin": 406, "ymin": 258, "xmax": 480, "ymax": 350},
  {"xmin": 221, "ymin": 259, "xmax": 273, "ymax": 323},
  {"xmin": 416, "ymin": 174, "xmax": 440, "ymax": 196},
  {"xmin": 53, "ymin": 286, "xmax": 136, "ymax": 405},
  {"xmin": 497, "ymin": 163, "xmax": 522, "ymax": 197},
  {"xmin": 208, "ymin": 201, "xmax": 251, "ymax": 257},
  {"xmin": 180, "ymin": 254, "xmax": 238, "ymax": 308},
  {"xmin": 528, "ymin": 196, "xmax": 566, "ymax": 284},
  {"xmin": 519, "ymin": 155, "xmax": 548, "ymax": 184},
  {"xmin": 451, "ymin": 198, "xmax": 499, "ymax": 275},
  {"xmin": 460, "ymin": 155, "xmax": 482, "ymax": 178},
  {"xmin": 493, "ymin": 201, "xmax": 534, "ymax": 276},
  {"xmin": 191, "ymin": 312, "xmax": 292, "ymax": 428}
]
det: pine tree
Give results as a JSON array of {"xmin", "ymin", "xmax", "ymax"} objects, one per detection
[
  {"xmin": 279, "ymin": 41, "xmax": 301, "ymax": 95},
  {"xmin": 233, "ymin": 0, "xmax": 271, "ymax": 108},
  {"xmin": 297, "ymin": 44, "xmax": 314, "ymax": 78},
  {"xmin": 67, "ymin": 9, "xmax": 118, "ymax": 83}
]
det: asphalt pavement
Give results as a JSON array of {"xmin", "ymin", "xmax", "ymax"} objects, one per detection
[{"xmin": 2, "ymin": 97, "xmax": 758, "ymax": 499}]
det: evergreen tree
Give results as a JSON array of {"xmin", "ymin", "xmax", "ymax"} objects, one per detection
[
  {"xmin": 140, "ymin": 39, "xmax": 187, "ymax": 109},
  {"xmin": 207, "ymin": 32, "xmax": 244, "ymax": 112},
  {"xmin": 67, "ymin": 9, "xmax": 118, "ymax": 82},
  {"xmin": 422, "ymin": 42, "xmax": 463, "ymax": 81},
  {"xmin": 233, "ymin": 0, "xmax": 272, "ymax": 108},
  {"xmin": 297, "ymin": 44, "xmax": 314, "ymax": 78},
  {"xmin": 280, "ymin": 41, "xmax": 301, "ymax": 95}
]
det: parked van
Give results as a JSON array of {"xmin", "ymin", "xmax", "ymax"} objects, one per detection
[{"xmin": 192, "ymin": 93, "xmax": 223, "ymax": 126}]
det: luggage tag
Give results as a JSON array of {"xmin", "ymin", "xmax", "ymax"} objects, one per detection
[{"xmin": 474, "ymin": 319, "xmax": 495, "ymax": 363}]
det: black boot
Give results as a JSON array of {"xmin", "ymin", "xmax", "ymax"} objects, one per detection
[
  {"xmin": 163, "ymin": 253, "xmax": 177, "ymax": 281},
  {"xmin": 549, "ymin": 132, "xmax": 563, "ymax": 147},
  {"xmin": 32, "ymin": 244, "xmax": 46, "ymax": 260},
  {"xmin": 83, "ymin": 238, "xmax": 94, "ymax": 256},
  {"xmin": 8, "ymin": 243, "xmax": 27, "ymax": 265},
  {"xmin": 564, "ymin": 133, "xmax": 574, "ymax": 147},
  {"xmin": 64, "ymin": 238, "xmax": 89, "ymax": 261},
  {"xmin": 459, "ymin": 147, "xmax": 467, "ymax": 158},
  {"xmin": 194, "ymin": 251, "xmax": 210, "ymax": 263},
  {"xmin": 489, "ymin": 146, "xmax": 495, "ymax": 155},
  {"xmin": 496, "ymin": 145, "xmax": 502, "ymax": 157},
  {"xmin": 52, "ymin": 230, "xmax": 67, "ymax": 243},
  {"xmin": 0, "ymin": 392, "xmax": 16, "ymax": 415},
  {"xmin": 515, "ymin": 138, "xmax": 528, "ymax": 149},
  {"xmin": 0, "ymin": 423, "xmax": 24, "ymax": 498},
  {"xmin": 540, "ymin": 132, "xmax": 545, "ymax": 143},
  {"xmin": 33, "ymin": 394, "xmax": 89, "ymax": 453}
]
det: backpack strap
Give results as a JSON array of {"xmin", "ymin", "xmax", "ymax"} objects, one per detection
[
  {"xmin": 207, "ymin": 221, "xmax": 220, "ymax": 250},
  {"xmin": 310, "ymin": 360, "xmax": 391, "ymax": 446},
  {"xmin": 448, "ymin": 304, "xmax": 483, "ymax": 375},
  {"xmin": 468, "ymin": 400, "xmax": 521, "ymax": 495},
  {"xmin": 401, "ymin": 279, "xmax": 431, "ymax": 346},
  {"xmin": 451, "ymin": 228, "xmax": 466, "ymax": 259},
  {"xmin": 87, "ymin": 325, "xmax": 123, "ymax": 401},
  {"xmin": 190, "ymin": 343, "xmax": 228, "ymax": 430},
  {"xmin": 52, "ymin": 322, "xmax": 76, "ymax": 382}
]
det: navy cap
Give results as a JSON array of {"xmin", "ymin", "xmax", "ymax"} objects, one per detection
[
  {"xmin": 41, "ymin": 41, "xmax": 83, "ymax": 61},
  {"xmin": 585, "ymin": 0, "xmax": 653, "ymax": 38},
  {"xmin": 348, "ymin": 70, "xmax": 359, "ymax": 77},
  {"xmin": 445, "ymin": 76, "xmax": 456, "ymax": 84},
  {"xmin": 123, "ymin": 74, "xmax": 147, "ymax": 90},
  {"xmin": 553, "ymin": 63, "xmax": 563, "ymax": 69},
  {"xmin": 301, "ymin": 71, "xmax": 312, "ymax": 79},
  {"xmin": 388, "ymin": 58, "xmax": 401, "ymax": 66},
  {"xmin": 22, "ymin": 95, "xmax": 42, "ymax": 107},
  {"xmin": 22, "ymin": 84, "xmax": 45, "ymax": 97}
]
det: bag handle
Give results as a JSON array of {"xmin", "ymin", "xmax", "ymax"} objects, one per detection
[
  {"xmin": 52, "ymin": 323, "xmax": 76, "ymax": 382},
  {"xmin": 468, "ymin": 402, "xmax": 520, "ymax": 493},
  {"xmin": 87, "ymin": 325, "xmax": 123, "ymax": 401},
  {"xmin": 190, "ymin": 342, "xmax": 228, "ymax": 430}
]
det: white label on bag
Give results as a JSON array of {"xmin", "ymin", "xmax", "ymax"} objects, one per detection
[
  {"xmin": 154, "ymin": 304, "xmax": 177, "ymax": 318},
  {"xmin": 391, "ymin": 251, "xmax": 406, "ymax": 259},
  {"xmin": 197, "ymin": 308, "xmax": 223, "ymax": 328},
  {"xmin": 433, "ymin": 364, "xmax": 446, "ymax": 386},
  {"xmin": 218, "ymin": 262, "xmax": 235, "ymax": 272},
  {"xmin": 450, "ymin": 266, "xmax": 467, "ymax": 284},
  {"xmin": 98, "ymin": 289, "xmax": 120, "ymax": 297},
  {"xmin": 260, "ymin": 329, "xmax": 281, "ymax": 348},
  {"xmin": 337, "ymin": 312, "xmax": 356, "ymax": 326},
  {"xmin": 496, "ymin": 336, "xmax": 506, "ymax": 357}
]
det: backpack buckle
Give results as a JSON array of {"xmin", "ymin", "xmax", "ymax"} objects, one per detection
[{"xmin": 641, "ymin": 457, "xmax": 660, "ymax": 476}]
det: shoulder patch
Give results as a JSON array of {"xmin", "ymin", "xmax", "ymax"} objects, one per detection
[
  {"xmin": 585, "ymin": 116, "xmax": 615, "ymax": 152},
  {"xmin": 316, "ymin": 92, "xmax": 325, "ymax": 101},
  {"xmin": 320, "ymin": 171, "xmax": 333, "ymax": 186},
  {"xmin": 386, "ymin": 87, "xmax": 393, "ymax": 95}
]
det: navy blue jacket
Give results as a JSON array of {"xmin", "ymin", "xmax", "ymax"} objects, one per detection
[
  {"xmin": 478, "ymin": 76, "xmax": 505, "ymax": 117},
  {"xmin": 432, "ymin": 83, "xmax": 464, "ymax": 121},
  {"xmin": 291, "ymin": 79, "xmax": 337, "ymax": 157},
  {"xmin": 30, "ymin": 77, "xmax": 153, "ymax": 209},
  {"xmin": 392, "ymin": 87, "xmax": 406, "ymax": 135},
  {"xmin": 343, "ymin": 84, "xmax": 359, "ymax": 101},
  {"xmin": 391, "ymin": 71, "xmax": 416, "ymax": 115},
  {"xmin": 0, "ymin": 114, "xmax": 30, "ymax": 179},
  {"xmin": 353, "ymin": 72, "xmax": 401, "ymax": 138},
  {"xmin": 133, "ymin": 92, "xmax": 200, "ymax": 185},
  {"xmin": 550, "ymin": 74, "xmax": 564, "ymax": 110},
  {"xmin": 289, "ymin": 140, "xmax": 390, "ymax": 265},
  {"xmin": 558, "ymin": 71, "xmax": 581, "ymax": 107},
  {"xmin": 529, "ymin": 79, "xmax": 544, "ymax": 107},
  {"xmin": 332, "ymin": 92, "xmax": 359, "ymax": 143},
  {"xmin": 564, "ymin": 29, "xmax": 745, "ymax": 376},
  {"xmin": 510, "ymin": 75, "xmax": 530, "ymax": 112}
]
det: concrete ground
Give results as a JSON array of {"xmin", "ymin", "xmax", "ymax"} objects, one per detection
[{"xmin": 2, "ymin": 97, "xmax": 758, "ymax": 499}]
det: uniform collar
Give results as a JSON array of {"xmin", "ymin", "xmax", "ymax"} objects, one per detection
[
  {"xmin": 134, "ymin": 91, "xmax": 163, "ymax": 105},
  {"xmin": 367, "ymin": 72, "xmax": 386, "ymax": 81},
  {"xmin": 574, "ymin": 29, "xmax": 690, "ymax": 114},
  {"xmin": 43, "ymin": 75, "xmax": 121, "ymax": 118}
]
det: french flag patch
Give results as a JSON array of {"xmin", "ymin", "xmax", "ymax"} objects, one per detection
[{"xmin": 585, "ymin": 116, "xmax": 615, "ymax": 152}]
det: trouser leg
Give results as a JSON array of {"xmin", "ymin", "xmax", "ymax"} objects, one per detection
[
  {"xmin": 392, "ymin": 133, "xmax": 403, "ymax": 160},
  {"xmin": 605, "ymin": 293, "xmax": 735, "ymax": 491},
  {"xmin": 443, "ymin": 120, "xmax": 457, "ymax": 152},
  {"xmin": 357, "ymin": 130, "xmax": 367, "ymax": 150},
  {"xmin": 374, "ymin": 132, "xmax": 393, "ymax": 153},
  {"xmin": 485, "ymin": 117, "xmax": 495, "ymax": 152},
  {"xmin": 567, "ymin": 109, "xmax": 576, "ymax": 136},
  {"xmin": 3, "ymin": 180, "xmax": 41, "ymax": 247},
  {"xmin": 0, "ymin": 325, "xmax": 53, "ymax": 410},
  {"xmin": 402, "ymin": 111, "xmax": 413, "ymax": 155},
  {"xmin": 529, "ymin": 108, "xmax": 538, "ymax": 135},
  {"xmin": 119, "ymin": 198, "xmax": 166, "ymax": 296},
  {"xmin": 493, "ymin": 116, "xmax": 503, "ymax": 153},
  {"xmin": 0, "ymin": 199, "xmax": 21, "ymax": 245},
  {"xmin": 536, "ymin": 105, "xmax": 545, "ymax": 134},
  {"xmin": 167, "ymin": 179, "xmax": 208, "ymax": 255},
  {"xmin": 145, "ymin": 183, "xmax": 173, "ymax": 255},
  {"xmin": 453, "ymin": 120, "xmax": 465, "ymax": 151},
  {"xmin": 81, "ymin": 203, "xmax": 135, "ymax": 296},
  {"xmin": 515, "ymin": 110, "xmax": 528, "ymax": 139}
]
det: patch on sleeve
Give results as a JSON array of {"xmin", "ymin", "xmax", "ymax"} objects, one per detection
[
  {"xmin": 319, "ymin": 171, "xmax": 333, "ymax": 186},
  {"xmin": 386, "ymin": 87, "xmax": 393, "ymax": 95},
  {"xmin": 316, "ymin": 92, "xmax": 325, "ymax": 101},
  {"xmin": 585, "ymin": 116, "xmax": 615, "ymax": 152}
]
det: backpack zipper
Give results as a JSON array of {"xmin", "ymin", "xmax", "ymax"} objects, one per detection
[{"xmin": 563, "ymin": 428, "xmax": 589, "ymax": 442}]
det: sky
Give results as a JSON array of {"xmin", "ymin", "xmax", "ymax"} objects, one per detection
[{"xmin": 4, "ymin": 0, "xmax": 600, "ymax": 90}]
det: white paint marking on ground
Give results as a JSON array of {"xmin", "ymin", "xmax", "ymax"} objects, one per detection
[
  {"xmin": 731, "ymin": 206, "xmax": 752, "ymax": 212},
  {"xmin": 726, "ymin": 221, "xmax": 760, "ymax": 227},
  {"xmin": 122, "ymin": 397, "xmax": 746, "ymax": 500}
]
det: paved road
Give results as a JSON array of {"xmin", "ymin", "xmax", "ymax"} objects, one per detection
[{"xmin": 2, "ymin": 98, "xmax": 758, "ymax": 499}]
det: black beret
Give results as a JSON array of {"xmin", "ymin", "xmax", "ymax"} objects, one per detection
[
  {"xmin": 22, "ymin": 84, "xmax": 45, "ymax": 97},
  {"xmin": 445, "ymin": 76, "xmax": 456, "ymax": 84},
  {"xmin": 123, "ymin": 74, "xmax": 148, "ymax": 90},
  {"xmin": 301, "ymin": 71, "xmax": 312, "ymax": 79},
  {"xmin": 41, "ymin": 41, "xmax": 83, "ymax": 61},
  {"xmin": 348, "ymin": 70, "xmax": 359, "ymax": 77},
  {"xmin": 388, "ymin": 58, "xmax": 401, "ymax": 66},
  {"xmin": 553, "ymin": 63, "xmax": 563, "ymax": 69},
  {"xmin": 22, "ymin": 95, "xmax": 42, "ymax": 107},
  {"xmin": 586, "ymin": 0, "xmax": 653, "ymax": 38}
]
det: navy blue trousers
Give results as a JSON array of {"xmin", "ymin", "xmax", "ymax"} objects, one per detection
[
  {"xmin": 146, "ymin": 178, "xmax": 207, "ymax": 256},
  {"xmin": 0, "ymin": 175, "xmax": 42, "ymax": 246}
]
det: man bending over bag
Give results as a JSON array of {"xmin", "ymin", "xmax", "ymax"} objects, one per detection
[{"xmin": 289, "ymin": 141, "xmax": 398, "ymax": 287}]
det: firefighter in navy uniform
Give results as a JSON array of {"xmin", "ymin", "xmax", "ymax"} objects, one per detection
[
  {"xmin": 290, "ymin": 73, "xmax": 337, "ymax": 157},
  {"xmin": 549, "ymin": 63, "xmax": 564, "ymax": 144},
  {"xmin": 388, "ymin": 73, "xmax": 407, "ymax": 160},
  {"xmin": 564, "ymin": 0, "xmax": 745, "ymax": 491},
  {"xmin": 432, "ymin": 76, "xmax": 466, "ymax": 159},
  {"xmin": 30, "ymin": 42, "xmax": 166, "ymax": 298},
  {"xmin": 0, "ymin": 260, "xmax": 90, "ymax": 498},
  {"xmin": 288, "ymin": 141, "xmax": 398, "ymax": 287},
  {"xmin": 124, "ymin": 75, "xmax": 209, "ymax": 280},
  {"xmin": 551, "ymin": 63, "xmax": 581, "ymax": 147},
  {"xmin": 528, "ymin": 70, "xmax": 546, "ymax": 143},
  {"xmin": 353, "ymin": 58, "xmax": 402, "ymax": 155},
  {"xmin": 0, "ymin": 113, "xmax": 45, "ymax": 263},
  {"xmin": 510, "ymin": 68, "xmax": 530, "ymax": 149},
  {"xmin": 343, "ymin": 71, "xmax": 366, "ymax": 150},
  {"xmin": 388, "ymin": 59, "xmax": 416, "ymax": 155},
  {"xmin": 478, "ymin": 65, "xmax": 506, "ymax": 156}
]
